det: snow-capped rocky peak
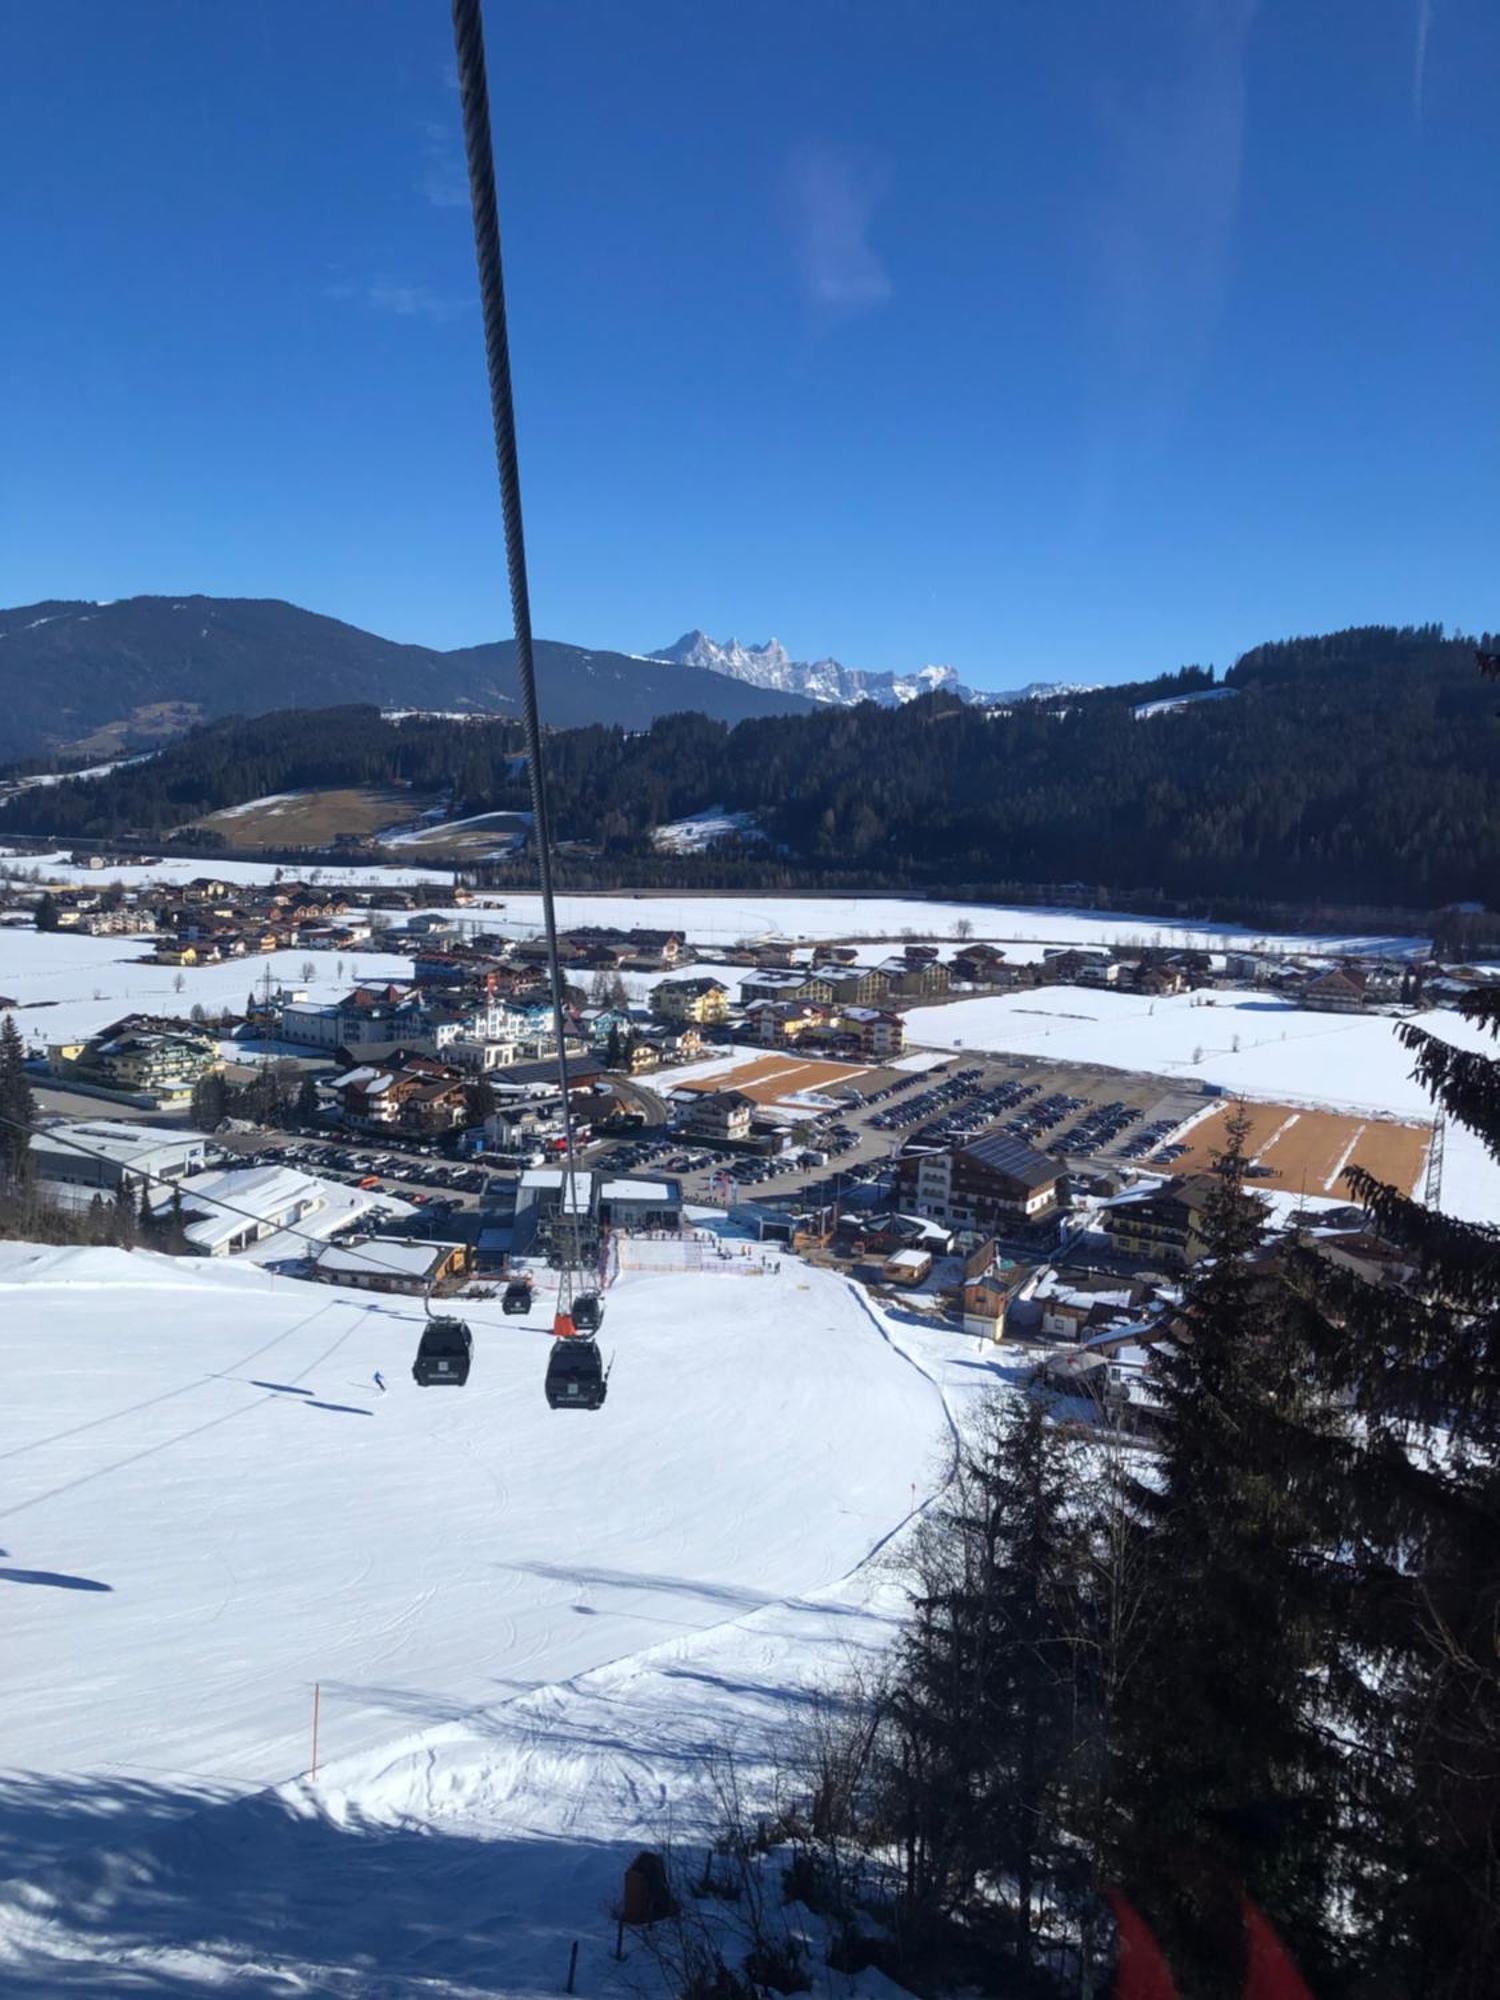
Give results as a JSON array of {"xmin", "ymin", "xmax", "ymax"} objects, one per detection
[
  {"xmin": 656, "ymin": 631, "xmax": 795, "ymax": 680},
  {"xmin": 651, "ymin": 632, "xmax": 991, "ymax": 709}
]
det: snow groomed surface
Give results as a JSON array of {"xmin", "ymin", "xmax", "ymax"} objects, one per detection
[{"xmin": 0, "ymin": 1243, "xmax": 948, "ymax": 1993}]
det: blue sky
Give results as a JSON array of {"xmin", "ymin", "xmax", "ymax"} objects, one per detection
[{"xmin": 2, "ymin": 1, "xmax": 1496, "ymax": 689}]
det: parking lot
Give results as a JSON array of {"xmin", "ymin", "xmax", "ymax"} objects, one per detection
[
  {"xmin": 216, "ymin": 1047, "xmax": 1218, "ymax": 1245},
  {"xmin": 217, "ymin": 1131, "xmax": 501, "ymax": 1217},
  {"xmin": 592, "ymin": 1050, "xmax": 1216, "ymax": 1220}
]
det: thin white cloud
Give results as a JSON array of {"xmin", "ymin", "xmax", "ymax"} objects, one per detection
[
  {"xmin": 419, "ymin": 119, "xmax": 469, "ymax": 210},
  {"xmin": 324, "ymin": 279, "xmax": 467, "ymax": 323},
  {"xmin": 366, "ymin": 281, "xmax": 466, "ymax": 321},
  {"xmin": 786, "ymin": 142, "xmax": 893, "ymax": 313},
  {"xmin": 1413, "ymin": 0, "xmax": 1435, "ymax": 124}
]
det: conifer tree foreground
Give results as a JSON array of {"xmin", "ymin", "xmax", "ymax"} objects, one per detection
[
  {"xmin": 1110, "ymin": 1107, "xmax": 1348, "ymax": 1992},
  {"xmin": 0, "ymin": 1013, "xmax": 36, "ymax": 1183}
]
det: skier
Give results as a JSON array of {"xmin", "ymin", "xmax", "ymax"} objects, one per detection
[{"xmin": 373, "ymin": 1370, "xmax": 386, "ymax": 1395}]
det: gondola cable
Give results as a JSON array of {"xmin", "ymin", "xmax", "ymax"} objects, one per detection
[{"xmin": 450, "ymin": 0, "xmax": 607, "ymax": 1403}]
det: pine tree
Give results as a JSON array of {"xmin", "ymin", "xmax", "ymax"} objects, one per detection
[
  {"xmin": 882, "ymin": 1393, "xmax": 1088, "ymax": 1970},
  {"xmin": 191, "ymin": 1072, "xmax": 229, "ymax": 1132},
  {"xmin": 0, "ymin": 1013, "xmax": 36, "ymax": 1183},
  {"xmin": 295, "ymin": 1074, "xmax": 321, "ymax": 1125},
  {"xmin": 33, "ymin": 891, "xmax": 59, "ymax": 932},
  {"xmin": 1111, "ymin": 1105, "xmax": 1347, "ymax": 1991},
  {"xmin": 1284, "ymin": 979, "xmax": 1500, "ymax": 1995}
]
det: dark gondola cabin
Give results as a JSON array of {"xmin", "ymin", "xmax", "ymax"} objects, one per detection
[
  {"xmin": 572, "ymin": 1290, "xmax": 605, "ymax": 1333},
  {"xmin": 412, "ymin": 1316, "xmax": 473, "ymax": 1387},
  {"xmin": 545, "ymin": 1336, "xmax": 606, "ymax": 1410},
  {"xmin": 502, "ymin": 1278, "xmax": 533, "ymax": 1316}
]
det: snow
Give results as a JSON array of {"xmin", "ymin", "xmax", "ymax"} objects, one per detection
[
  {"xmin": 495, "ymin": 894, "xmax": 1426, "ymax": 960},
  {"xmin": 207, "ymin": 791, "xmax": 309, "ymax": 819},
  {"xmin": 5, "ymin": 754, "xmax": 149, "ymax": 790},
  {"xmin": 380, "ymin": 808, "xmax": 533, "ymax": 859},
  {"xmin": 0, "ymin": 930, "xmax": 412, "ymax": 1049},
  {"xmin": 905, "ymin": 987, "xmax": 1477, "ymax": 1116},
  {"xmin": 904, "ymin": 986, "xmax": 1500, "ymax": 1225},
  {"xmin": 0, "ymin": 847, "xmax": 459, "ymax": 890},
  {"xmin": 1133, "ymin": 686, "xmax": 1239, "ymax": 720},
  {"xmin": 0, "ymin": 1242, "xmax": 949, "ymax": 1991},
  {"xmin": 0, "ymin": 853, "xmax": 1433, "ymax": 960},
  {"xmin": 650, "ymin": 807, "xmax": 764, "ymax": 854}
]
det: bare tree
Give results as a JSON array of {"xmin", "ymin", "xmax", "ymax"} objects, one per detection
[
  {"xmin": 951, "ymin": 916, "xmax": 975, "ymax": 941},
  {"xmin": 173, "ymin": 971, "xmax": 186, "ymax": 995},
  {"xmin": 300, "ymin": 959, "xmax": 316, "ymax": 984}
]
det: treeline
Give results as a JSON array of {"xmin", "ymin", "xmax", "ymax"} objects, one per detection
[
  {"xmin": 5, "ymin": 626, "xmax": 1497, "ymax": 909},
  {"xmin": 0, "ymin": 706, "xmax": 530, "ymax": 841}
]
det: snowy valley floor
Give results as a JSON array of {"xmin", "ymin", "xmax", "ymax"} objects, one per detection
[{"xmin": 0, "ymin": 1244, "xmax": 1007, "ymax": 1996}]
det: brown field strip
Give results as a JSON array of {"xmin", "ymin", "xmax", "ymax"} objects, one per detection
[
  {"xmin": 674, "ymin": 1053, "xmax": 879, "ymax": 1105},
  {"xmin": 1171, "ymin": 1101, "xmax": 1429, "ymax": 1200},
  {"xmin": 193, "ymin": 786, "xmax": 443, "ymax": 849}
]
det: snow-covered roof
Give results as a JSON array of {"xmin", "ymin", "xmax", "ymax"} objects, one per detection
[
  {"xmin": 519, "ymin": 1169, "xmax": 593, "ymax": 1211},
  {"xmin": 601, "ymin": 1179, "xmax": 672, "ymax": 1202},
  {"xmin": 313, "ymin": 1236, "xmax": 463, "ymax": 1279},
  {"xmin": 886, "ymin": 1248, "xmax": 933, "ymax": 1273},
  {"xmin": 30, "ymin": 1120, "xmax": 206, "ymax": 1168},
  {"xmin": 173, "ymin": 1164, "xmax": 324, "ymax": 1251}
]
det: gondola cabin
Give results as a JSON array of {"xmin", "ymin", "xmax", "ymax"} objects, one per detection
[
  {"xmin": 502, "ymin": 1277, "xmax": 533, "ymax": 1316},
  {"xmin": 572, "ymin": 1289, "xmax": 605, "ymax": 1334},
  {"xmin": 412, "ymin": 1316, "xmax": 473, "ymax": 1387},
  {"xmin": 545, "ymin": 1336, "xmax": 606, "ymax": 1410}
]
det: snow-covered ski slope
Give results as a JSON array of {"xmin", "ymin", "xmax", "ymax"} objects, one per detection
[{"xmin": 0, "ymin": 1243, "xmax": 953, "ymax": 1993}]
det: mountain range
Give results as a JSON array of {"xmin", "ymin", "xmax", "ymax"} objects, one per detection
[
  {"xmin": 0, "ymin": 594, "xmax": 1090, "ymax": 766},
  {"xmin": 0, "ymin": 597, "xmax": 819, "ymax": 764},
  {"xmin": 649, "ymin": 629, "xmax": 1094, "ymax": 709}
]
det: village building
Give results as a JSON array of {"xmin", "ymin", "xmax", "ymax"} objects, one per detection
[
  {"xmin": 683, "ymin": 1089, "xmax": 755, "ymax": 1145},
  {"xmin": 29, "ymin": 1118, "xmax": 214, "ymax": 1194},
  {"xmin": 650, "ymin": 976, "xmax": 730, "ymax": 1026},
  {"xmin": 168, "ymin": 1163, "xmax": 324, "ymax": 1256},
  {"xmin": 896, "ymin": 1131, "xmax": 1061, "ymax": 1235},
  {"xmin": 311, "ymin": 1236, "xmax": 472, "ymax": 1295},
  {"xmin": 1102, "ymin": 1173, "xmax": 1219, "ymax": 1266}
]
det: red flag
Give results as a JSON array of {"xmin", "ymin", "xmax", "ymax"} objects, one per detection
[
  {"xmin": 1108, "ymin": 1892, "xmax": 1179, "ymax": 2000},
  {"xmin": 1242, "ymin": 1898, "xmax": 1314, "ymax": 2000}
]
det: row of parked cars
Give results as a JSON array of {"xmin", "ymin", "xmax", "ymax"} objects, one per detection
[
  {"xmin": 870, "ymin": 1066, "xmax": 986, "ymax": 1133},
  {"xmin": 912, "ymin": 1077, "xmax": 1039, "ymax": 1149},
  {"xmin": 1054, "ymin": 1099, "xmax": 1143, "ymax": 1153},
  {"xmin": 1006, "ymin": 1090, "xmax": 1085, "ymax": 1140},
  {"xmin": 1117, "ymin": 1115, "xmax": 1183, "ymax": 1160},
  {"xmin": 272, "ymin": 1140, "xmax": 491, "ymax": 1199}
]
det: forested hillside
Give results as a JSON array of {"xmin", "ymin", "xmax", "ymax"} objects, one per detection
[{"xmin": 4, "ymin": 626, "xmax": 1494, "ymax": 910}]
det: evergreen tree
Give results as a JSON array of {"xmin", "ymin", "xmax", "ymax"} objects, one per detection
[
  {"xmin": 0, "ymin": 1014, "xmax": 36, "ymax": 1183},
  {"xmin": 191, "ymin": 1072, "xmax": 230, "ymax": 1133},
  {"xmin": 882, "ymin": 1393, "xmax": 1088, "ymax": 1970},
  {"xmin": 464, "ymin": 1075, "xmax": 497, "ymax": 1123},
  {"xmin": 33, "ymin": 891, "xmax": 59, "ymax": 932},
  {"xmin": 137, "ymin": 1178, "xmax": 157, "ymax": 1247},
  {"xmin": 295, "ymin": 1074, "xmax": 322, "ymax": 1125},
  {"xmin": 606, "ymin": 1024, "xmax": 623, "ymax": 1070},
  {"xmin": 1285, "ymin": 978, "xmax": 1500, "ymax": 1995},
  {"xmin": 1111, "ymin": 1106, "xmax": 1347, "ymax": 1991}
]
